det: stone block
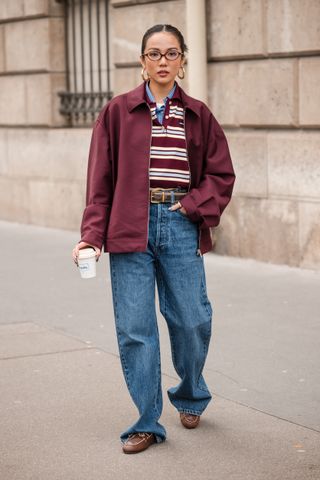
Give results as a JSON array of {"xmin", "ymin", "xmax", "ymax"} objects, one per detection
[
  {"xmin": 6, "ymin": 129, "xmax": 52, "ymax": 179},
  {"xmin": 0, "ymin": 76, "xmax": 26, "ymax": 125},
  {"xmin": 268, "ymin": 131, "xmax": 320, "ymax": 200},
  {"xmin": 213, "ymin": 198, "xmax": 241, "ymax": 257},
  {"xmin": 6, "ymin": 128, "xmax": 90, "ymax": 181},
  {"xmin": 24, "ymin": 0, "xmax": 49, "ymax": 16},
  {"xmin": 299, "ymin": 57, "xmax": 320, "ymax": 126},
  {"xmin": 49, "ymin": 17, "xmax": 65, "ymax": 71},
  {"xmin": 46, "ymin": 129, "xmax": 90, "ymax": 181},
  {"xmin": 226, "ymin": 131, "xmax": 268, "ymax": 198},
  {"xmin": 208, "ymin": 62, "xmax": 239, "ymax": 126},
  {"xmin": 267, "ymin": 0, "xmax": 320, "ymax": 55},
  {"xmin": 240, "ymin": 198, "xmax": 300, "ymax": 266},
  {"xmin": 26, "ymin": 74, "xmax": 52, "ymax": 125},
  {"xmin": 29, "ymin": 180, "xmax": 85, "ymax": 230},
  {"xmin": 50, "ymin": 73, "xmax": 69, "ymax": 126},
  {"xmin": 0, "ymin": 177, "xmax": 30, "ymax": 223},
  {"xmin": 0, "ymin": 25, "xmax": 4, "ymax": 72},
  {"xmin": 215, "ymin": 197, "xmax": 300, "ymax": 266},
  {"xmin": 209, "ymin": 59, "xmax": 296, "ymax": 127},
  {"xmin": 299, "ymin": 202, "xmax": 320, "ymax": 269},
  {"xmin": 0, "ymin": 129, "xmax": 8, "ymax": 175},
  {"xmin": 24, "ymin": 73, "xmax": 67, "ymax": 126},
  {"xmin": 112, "ymin": 0, "xmax": 185, "ymax": 64},
  {"xmin": 111, "ymin": 0, "xmax": 169, "ymax": 5},
  {"xmin": 208, "ymin": 0, "xmax": 265, "ymax": 58},
  {"xmin": 0, "ymin": 73, "xmax": 67, "ymax": 126},
  {"xmin": 0, "ymin": 1, "xmax": 24, "ymax": 21},
  {"xmin": 4, "ymin": 17, "xmax": 64, "ymax": 73},
  {"xmin": 239, "ymin": 59, "xmax": 296, "ymax": 126},
  {"xmin": 113, "ymin": 66, "xmax": 144, "ymax": 95},
  {"xmin": 0, "ymin": 0, "xmax": 63, "ymax": 19},
  {"xmin": 48, "ymin": 0, "xmax": 65, "ymax": 16},
  {"xmin": 5, "ymin": 18, "xmax": 51, "ymax": 72}
]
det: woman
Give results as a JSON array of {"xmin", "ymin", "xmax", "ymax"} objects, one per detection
[{"xmin": 72, "ymin": 24, "xmax": 235, "ymax": 454}]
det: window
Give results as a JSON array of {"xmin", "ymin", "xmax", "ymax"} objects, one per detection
[{"xmin": 57, "ymin": 0, "xmax": 112, "ymax": 125}]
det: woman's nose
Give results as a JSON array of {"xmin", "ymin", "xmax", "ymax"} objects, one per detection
[{"xmin": 159, "ymin": 56, "xmax": 168, "ymax": 66}]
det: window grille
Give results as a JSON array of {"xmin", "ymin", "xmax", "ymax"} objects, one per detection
[{"xmin": 57, "ymin": 0, "xmax": 113, "ymax": 124}]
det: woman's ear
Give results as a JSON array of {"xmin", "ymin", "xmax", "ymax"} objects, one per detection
[{"xmin": 140, "ymin": 55, "xmax": 146, "ymax": 69}]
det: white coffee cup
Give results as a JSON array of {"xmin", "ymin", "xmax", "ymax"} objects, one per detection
[{"xmin": 77, "ymin": 247, "xmax": 97, "ymax": 279}]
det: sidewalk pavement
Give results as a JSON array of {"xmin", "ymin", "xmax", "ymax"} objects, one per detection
[{"xmin": 0, "ymin": 220, "xmax": 319, "ymax": 480}]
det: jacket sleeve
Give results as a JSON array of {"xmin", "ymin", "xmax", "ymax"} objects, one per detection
[
  {"xmin": 79, "ymin": 107, "xmax": 113, "ymax": 250},
  {"xmin": 179, "ymin": 112, "xmax": 235, "ymax": 230}
]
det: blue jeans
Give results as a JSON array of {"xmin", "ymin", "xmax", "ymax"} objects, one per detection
[{"xmin": 109, "ymin": 201, "xmax": 213, "ymax": 444}]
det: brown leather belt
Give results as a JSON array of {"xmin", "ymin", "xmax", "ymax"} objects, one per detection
[{"xmin": 150, "ymin": 187, "xmax": 187, "ymax": 204}]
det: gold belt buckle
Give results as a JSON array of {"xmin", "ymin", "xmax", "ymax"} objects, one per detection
[{"xmin": 150, "ymin": 187, "xmax": 166, "ymax": 203}]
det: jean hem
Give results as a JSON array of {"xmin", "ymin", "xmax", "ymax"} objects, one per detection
[
  {"xmin": 120, "ymin": 433, "xmax": 166, "ymax": 445},
  {"xmin": 177, "ymin": 407, "xmax": 203, "ymax": 416}
]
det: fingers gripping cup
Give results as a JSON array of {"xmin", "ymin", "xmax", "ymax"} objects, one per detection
[{"xmin": 78, "ymin": 247, "xmax": 97, "ymax": 279}]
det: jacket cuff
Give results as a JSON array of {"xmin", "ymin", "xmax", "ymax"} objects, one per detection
[
  {"xmin": 78, "ymin": 237, "xmax": 102, "ymax": 251},
  {"xmin": 80, "ymin": 203, "xmax": 110, "ymax": 251}
]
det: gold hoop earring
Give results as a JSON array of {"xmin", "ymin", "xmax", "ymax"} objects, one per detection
[
  {"xmin": 177, "ymin": 66, "xmax": 185, "ymax": 79},
  {"xmin": 141, "ymin": 68, "xmax": 150, "ymax": 82}
]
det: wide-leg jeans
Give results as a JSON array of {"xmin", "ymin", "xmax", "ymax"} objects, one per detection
[{"xmin": 109, "ymin": 201, "xmax": 213, "ymax": 444}]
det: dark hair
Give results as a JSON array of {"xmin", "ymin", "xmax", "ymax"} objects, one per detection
[{"xmin": 141, "ymin": 24, "xmax": 188, "ymax": 55}]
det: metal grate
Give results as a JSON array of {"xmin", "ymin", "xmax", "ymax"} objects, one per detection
[{"xmin": 57, "ymin": 0, "xmax": 113, "ymax": 124}]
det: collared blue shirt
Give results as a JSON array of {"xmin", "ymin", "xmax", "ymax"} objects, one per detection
[{"xmin": 146, "ymin": 81, "xmax": 176, "ymax": 124}]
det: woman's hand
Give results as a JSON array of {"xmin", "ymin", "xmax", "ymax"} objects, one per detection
[
  {"xmin": 168, "ymin": 201, "xmax": 187, "ymax": 215},
  {"xmin": 72, "ymin": 241, "xmax": 101, "ymax": 266}
]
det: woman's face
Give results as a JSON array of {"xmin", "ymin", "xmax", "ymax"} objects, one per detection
[{"xmin": 140, "ymin": 32, "xmax": 185, "ymax": 87}]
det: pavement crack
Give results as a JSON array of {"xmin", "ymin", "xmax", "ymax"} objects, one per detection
[
  {"xmin": 208, "ymin": 369, "xmax": 240, "ymax": 385},
  {"xmin": 0, "ymin": 347, "xmax": 96, "ymax": 362},
  {"xmin": 211, "ymin": 391, "xmax": 320, "ymax": 434}
]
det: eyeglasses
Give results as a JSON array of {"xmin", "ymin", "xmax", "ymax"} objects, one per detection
[{"xmin": 142, "ymin": 49, "xmax": 183, "ymax": 62}]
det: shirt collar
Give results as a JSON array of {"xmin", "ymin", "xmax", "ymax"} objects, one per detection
[{"xmin": 145, "ymin": 81, "xmax": 180, "ymax": 105}]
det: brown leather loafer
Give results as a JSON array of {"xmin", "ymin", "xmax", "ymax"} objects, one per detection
[
  {"xmin": 122, "ymin": 432, "xmax": 156, "ymax": 454},
  {"xmin": 180, "ymin": 412, "xmax": 200, "ymax": 429}
]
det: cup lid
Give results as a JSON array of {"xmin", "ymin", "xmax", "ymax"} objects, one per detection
[{"xmin": 78, "ymin": 247, "xmax": 96, "ymax": 259}]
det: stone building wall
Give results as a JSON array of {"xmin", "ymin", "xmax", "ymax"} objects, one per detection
[
  {"xmin": 0, "ymin": 0, "xmax": 89, "ymax": 231},
  {"xmin": 207, "ymin": 0, "xmax": 320, "ymax": 269},
  {"xmin": 0, "ymin": 0, "xmax": 319, "ymax": 268}
]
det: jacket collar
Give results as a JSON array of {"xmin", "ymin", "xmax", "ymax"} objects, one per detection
[{"xmin": 127, "ymin": 81, "xmax": 201, "ymax": 117}]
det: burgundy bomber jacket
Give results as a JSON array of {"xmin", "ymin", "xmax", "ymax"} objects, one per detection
[{"xmin": 80, "ymin": 81, "xmax": 236, "ymax": 255}]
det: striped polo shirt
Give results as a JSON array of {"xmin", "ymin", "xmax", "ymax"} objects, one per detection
[{"xmin": 145, "ymin": 81, "xmax": 191, "ymax": 189}]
